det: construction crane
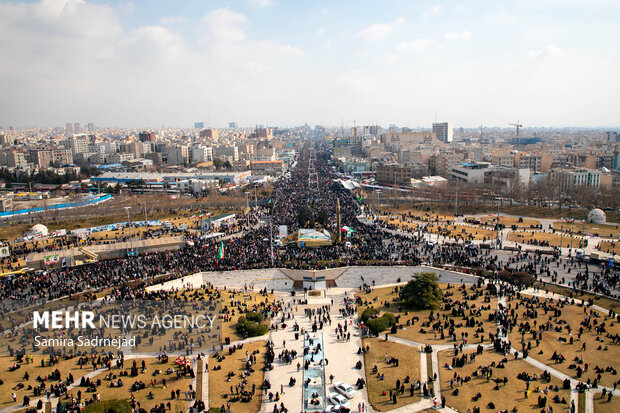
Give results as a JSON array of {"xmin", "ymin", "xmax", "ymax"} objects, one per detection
[{"xmin": 509, "ymin": 121, "xmax": 522, "ymax": 145}]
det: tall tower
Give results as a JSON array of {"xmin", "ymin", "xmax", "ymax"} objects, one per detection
[{"xmin": 336, "ymin": 198, "xmax": 341, "ymax": 244}]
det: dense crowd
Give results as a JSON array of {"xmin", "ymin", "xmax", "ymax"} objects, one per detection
[{"xmin": 0, "ymin": 142, "xmax": 618, "ymax": 312}]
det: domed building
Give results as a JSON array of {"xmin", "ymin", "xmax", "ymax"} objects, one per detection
[
  {"xmin": 28, "ymin": 224, "xmax": 49, "ymax": 237},
  {"xmin": 587, "ymin": 208, "xmax": 606, "ymax": 224}
]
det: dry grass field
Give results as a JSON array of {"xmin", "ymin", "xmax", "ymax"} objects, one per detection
[
  {"xmin": 507, "ymin": 294, "xmax": 620, "ymax": 388},
  {"xmin": 426, "ymin": 224, "xmax": 495, "ymax": 241},
  {"xmin": 384, "ymin": 208, "xmax": 455, "ymax": 222},
  {"xmin": 90, "ymin": 357, "xmax": 193, "ymax": 413},
  {"xmin": 362, "ymin": 338, "xmax": 421, "ymax": 411},
  {"xmin": 0, "ymin": 355, "xmax": 192, "ymax": 412},
  {"xmin": 508, "ymin": 231, "xmax": 588, "ymax": 249},
  {"xmin": 208, "ymin": 340, "xmax": 266, "ymax": 413},
  {"xmin": 356, "ymin": 284, "xmax": 498, "ymax": 346},
  {"xmin": 475, "ymin": 216, "xmax": 541, "ymax": 228},
  {"xmin": 532, "ymin": 282, "xmax": 619, "ymax": 312},
  {"xmin": 0, "ymin": 354, "xmax": 85, "ymax": 407},
  {"xmin": 598, "ymin": 241, "xmax": 620, "ymax": 255},
  {"xmin": 593, "ymin": 391, "xmax": 620, "ymax": 412},
  {"xmin": 378, "ymin": 218, "xmax": 419, "ymax": 232},
  {"xmin": 169, "ymin": 288, "xmax": 274, "ymax": 340},
  {"xmin": 552, "ymin": 221, "xmax": 620, "ymax": 238},
  {"xmin": 438, "ymin": 349, "xmax": 573, "ymax": 413}
]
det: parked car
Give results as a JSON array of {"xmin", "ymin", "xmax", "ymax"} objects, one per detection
[
  {"xmin": 333, "ymin": 381, "xmax": 356, "ymax": 399},
  {"xmin": 327, "ymin": 393, "xmax": 351, "ymax": 410}
]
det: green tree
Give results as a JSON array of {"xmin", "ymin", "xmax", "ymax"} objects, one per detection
[
  {"xmin": 316, "ymin": 207, "xmax": 329, "ymax": 227},
  {"xmin": 399, "ymin": 272, "xmax": 442, "ymax": 309},
  {"xmin": 297, "ymin": 206, "xmax": 315, "ymax": 228},
  {"xmin": 213, "ymin": 158, "xmax": 224, "ymax": 170}
]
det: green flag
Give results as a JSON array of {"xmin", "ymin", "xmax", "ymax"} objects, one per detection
[{"xmin": 217, "ymin": 241, "xmax": 224, "ymax": 259}]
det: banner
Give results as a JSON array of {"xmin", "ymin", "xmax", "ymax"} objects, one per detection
[
  {"xmin": 43, "ymin": 254, "xmax": 60, "ymax": 265},
  {"xmin": 51, "ymin": 229, "xmax": 67, "ymax": 237},
  {"xmin": 278, "ymin": 225, "xmax": 288, "ymax": 238}
]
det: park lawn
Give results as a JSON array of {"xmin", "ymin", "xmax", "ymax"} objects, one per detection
[
  {"xmin": 532, "ymin": 282, "xmax": 619, "ymax": 312},
  {"xmin": 507, "ymin": 294, "xmax": 620, "ymax": 388},
  {"xmin": 208, "ymin": 340, "xmax": 266, "ymax": 413},
  {"xmin": 426, "ymin": 224, "xmax": 495, "ymax": 241},
  {"xmin": 474, "ymin": 216, "xmax": 541, "ymax": 228},
  {"xmin": 384, "ymin": 207, "xmax": 455, "ymax": 222},
  {"xmin": 379, "ymin": 218, "xmax": 419, "ymax": 232},
  {"xmin": 598, "ymin": 241, "xmax": 620, "ymax": 255},
  {"xmin": 593, "ymin": 391, "xmax": 620, "ymax": 412},
  {"xmin": 169, "ymin": 288, "xmax": 275, "ymax": 340},
  {"xmin": 0, "ymin": 354, "xmax": 88, "ymax": 407},
  {"xmin": 362, "ymin": 338, "xmax": 421, "ymax": 411},
  {"xmin": 552, "ymin": 222, "xmax": 620, "ymax": 238},
  {"xmin": 355, "ymin": 284, "xmax": 498, "ymax": 346},
  {"xmin": 507, "ymin": 231, "xmax": 588, "ymax": 249},
  {"xmin": 438, "ymin": 349, "xmax": 572, "ymax": 413},
  {"xmin": 89, "ymin": 357, "xmax": 192, "ymax": 413}
]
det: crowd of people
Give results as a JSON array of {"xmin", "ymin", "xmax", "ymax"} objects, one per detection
[{"xmin": 0, "ymin": 141, "xmax": 617, "ymax": 314}]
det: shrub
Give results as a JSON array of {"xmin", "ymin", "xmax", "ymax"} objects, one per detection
[
  {"xmin": 83, "ymin": 400, "xmax": 132, "ymax": 413},
  {"xmin": 366, "ymin": 317, "xmax": 389, "ymax": 335},
  {"xmin": 245, "ymin": 312, "xmax": 264, "ymax": 323},
  {"xmin": 382, "ymin": 312, "xmax": 396, "ymax": 326},
  {"xmin": 498, "ymin": 270, "xmax": 534, "ymax": 286},
  {"xmin": 365, "ymin": 312, "xmax": 396, "ymax": 335},
  {"xmin": 361, "ymin": 308, "xmax": 380, "ymax": 323},
  {"xmin": 235, "ymin": 317, "xmax": 268, "ymax": 337}
]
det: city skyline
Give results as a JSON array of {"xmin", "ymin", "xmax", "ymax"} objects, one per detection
[{"xmin": 1, "ymin": 0, "xmax": 619, "ymax": 128}]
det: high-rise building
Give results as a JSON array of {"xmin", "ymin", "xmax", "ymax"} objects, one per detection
[
  {"xmin": 229, "ymin": 122, "xmax": 238, "ymax": 129},
  {"xmin": 199, "ymin": 129, "xmax": 218, "ymax": 140},
  {"xmin": 194, "ymin": 122, "xmax": 204, "ymax": 129},
  {"xmin": 66, "ymin": 123, "xmax": 74, "ymax": 134},
  {"xmin": 191, "ymin": 146, "xmax": 213, "ymax": 164},
  {"xmin": 29, "ymin": 148, "xmax": 53, "ymax": 168},
  {"xmin": 432, "ymin": 122, "xmax": 453, "ymax": 143},
  {"xmin": 139, "ymin": 131, "xmax": 157, "ymax": 142},
  {"xmin": 52, "ymin": 149, "xmax": 73, "ymax": 165},
  {"xmin": 0, "ymin": 134, "xmax": 15, "ymax": 146},
  {"xmin": 167, "ymin": 145, "xmax": 189, "ymax": 165},
  {"xmin": 68, "ymin": 135, "xmax": 89, "ymax": 156},
  {"xmin": 87, "ymin": 123, "xmax": 95, "ymax": 132},
  {"xmin": 73, "ymin": 123, "xmax": 81, "ymax": 133},
  {"xmin": 213, "ymin": 146, "xmax": 239, "ymax": 162},
  {"xmin": 0, "ymin": 150, "xmax": 27, "ymax": 168}
]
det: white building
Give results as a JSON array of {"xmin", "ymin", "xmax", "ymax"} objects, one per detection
[
  {"xmin": 191, "ymin": 146, "xmax": 214, "ymax": 164},
  {"xmin": 68, "ymin": 134, "xmax": 89, "ymax": 156}
]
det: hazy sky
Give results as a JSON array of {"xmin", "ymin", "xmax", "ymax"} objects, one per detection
[{"xmin": 1, "ymin": 0, "xmax": 619, "ymax": 129}]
